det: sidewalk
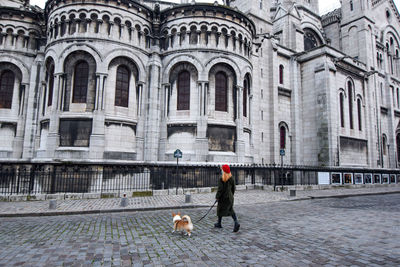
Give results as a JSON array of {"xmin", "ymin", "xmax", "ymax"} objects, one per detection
[{"xmin": 0, "ymin": 185, "xmax": 399, "ymax": 217}]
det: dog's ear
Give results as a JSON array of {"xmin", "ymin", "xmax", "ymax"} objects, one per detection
[{"xmin": 172, "ymin": 212, "xmax": 175, "ymax": 217}]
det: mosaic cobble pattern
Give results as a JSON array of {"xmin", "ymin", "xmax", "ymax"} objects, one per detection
[
  {"xmin": 0, "ymin": 194, "xmax": 399, "ymax": 266},
  {"xmin": 1, "ymin": 186, "xmax": 399, "ymax": 216}
]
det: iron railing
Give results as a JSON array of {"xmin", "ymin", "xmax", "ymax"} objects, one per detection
[{"xmin": 0, "ymin": 162, "xmax": 399, "ymax": 195}]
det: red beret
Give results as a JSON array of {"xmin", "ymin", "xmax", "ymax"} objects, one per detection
[{"xmin": 222, "ymin": 164, "xmax": 230, "ymax": 174}]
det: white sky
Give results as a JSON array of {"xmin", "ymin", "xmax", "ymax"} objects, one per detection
[{"xmin": 28, "ymin": 0, "xmax": 399, "ymax": 16}]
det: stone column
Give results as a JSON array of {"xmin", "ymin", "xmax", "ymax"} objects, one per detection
[
  {"xmin": 74, "ymin": 19, "xmax": 80, "ymax": 36},
  {"xmin": 232, "ymin": 36, "xmax": 237, "ymax": 52},
  {"xmin": 46, "ymin": 73, "xmax": 64, "ymax": 157},
  {"xmin": 226, "ymin": 34, "xmax": 233, "ymax": 51},
  {"xmin": 235, "ymin": 85, "xmax": 245, "ymax": 162},
  {"xmin": 196, "ymin": 81, "xmax": 209, "ymax": 161},
  {"xmin": 143, "ymin": 54, "xmax": 162, "ymax": 162},
  {"xmin": 22, "ymin": 55, "xmax": 44, "ymax": 159},
  {"xmin": 89, "ymin": 73, "xmax": 107, "ymax": 159},
  {"xmin": 0, "ymin": 32, "xmax": 6, "ymax": 48},
  {"xmin": 217, "ymin": 32, "xmax": 223, "ymax": 49},
  {"xmin": 159, "ymin": 83, "xmax": 170, "ymax": 161},
  {"xmin": 135, "ymin": 82, "xmax": 145, "ymax": 160}
]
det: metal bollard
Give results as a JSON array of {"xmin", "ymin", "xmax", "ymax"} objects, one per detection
[
  {"xmin": 289, "ymin": 189, "xmax": 296, "ymax": 197},
  {"xmin": 185, "ymin": 193, "xmax": 191, "ymax": 203},
  {"xmin": 120, "ymin": 194, "xmax": 128, "ymax": 207},
  {"xmin": 49, "ymin": 199, "xmax": 57, "ymax": 210}
]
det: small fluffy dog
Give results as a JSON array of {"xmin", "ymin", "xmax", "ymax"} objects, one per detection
[{"xmin": 172, "ymin": 212, "xmax": 193, "ymax": 237}]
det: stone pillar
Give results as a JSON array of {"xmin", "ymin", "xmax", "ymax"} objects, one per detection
[
  {"xmin": 22, "ymin": 55, "xmax": 44, "ymax": 159},
  {"xmin": 196, "ymin": 81, "xmax": 209, "ymax": 162},
  {"xmin": 142, "ymin": 54, "xmax": 162, "ymax": 162},
  {"xmin": 46, "ymin": 73, "xmax": 64, "ymax": 157},
  {"xmin": 226, "ymin": 34, "xmax": 233, "ymax": 51},
  {"xmin": 0, "ymin": 32, "xmax": 6, "ymax": 48},
  {"xmin": 74, "ymin": 19, "xmax": 80, "ymax": 37},
  {"xmin": 143, "ymin": 54, "xmax": 162, "ymax": 162},
  {"xmin": 314, "ymin": 63, "xmax": 333, "ymax": 166},
  {"xmin": 158, "ymin": 83, "xmax": 170, "ymax": 161},
  {"xmin": 289, "ymin": 57, "xmax": 302, "ymax": 165},
  {"xmin": 96, "ymin": 19, "xmax": 102, "ymax": 35},
  {"xmin": 217, "ymin": 32, "xmax": 223, "ymax": 49},
  {"xmin": 235, "ymin": 85, "xmax": 245, "ymax": 162},
  {"xmin": 135, "ymin": 82, "xmax": 145, "ymax": 160},
  {"xmin": 89, "ymin": 73, "xmax": 107, "ymax": 159}
]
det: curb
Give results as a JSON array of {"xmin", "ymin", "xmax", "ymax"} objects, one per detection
[
  {"xmin": 0, "ymin": 204, "xmax": 210, "ymax": 218},
  {"xmin": 307, "ymin": 190, "xmax": 400, "ymax": 199},
  {"xmin": 1, "ymin": 191, "xmax": 399, "ymax": 218}
]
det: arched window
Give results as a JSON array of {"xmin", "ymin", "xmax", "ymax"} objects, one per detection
[
  {"xmin": 243, "ymin": 79, "xmax": 248, "ymax": 117},
  {"xmin": 340, "ymin": 92, "xmax": 345, "ymax": 127},
  {"xmin": 397, "ymin": 88, "xmax": 399, "ymax": 108},
  {"xmin": 357, "ymin": 98, "xmax": 362, "ymax": 131},
  {"xmin": 115, "ymin": 65, "xmax": 130, "ymax": 107},
  {"xmin": 396, "ymin": 133, "xmax": 400, "ymax": 163},
  {"xmin": 279, "ymin": 65, "xmax": 284, "ymax": 84},
  {"xmin": 215, "ymin": 72, "xmax": 227, "ymax": 112},
  {"xmin": 382, "ymin": 134, "xmax": 387, "ymax": 155},
  {"xmin": 304, "ymin": 28, "xmax": 322, "ymax": 51},
  {"xmin": 48, "ymin": 65, "xmax": 54, "ymax": 106},
  {"xmin": 0, "ymin": 70, "xmax": 15, "ymax": 109},
  {"xmin": 280, "ymin": 126, "xmax": 286, "ymax": 149},
  {"xmin": 177, "ymin": 71, "xmax": 190, "ymax": 110},
  {"xmin": 348, "ymin": 81, "xmax": 353, "ymax": 129},
  {"xmin": 72, "ymin": 61, "xmax": 89, "ymax": 103}
]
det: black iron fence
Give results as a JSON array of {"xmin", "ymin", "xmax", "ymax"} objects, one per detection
[{"xmin": 0, "ymin": 162, "xmax": 399, "ymax": 195}]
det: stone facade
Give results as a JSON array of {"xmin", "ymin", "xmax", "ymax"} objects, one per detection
[{"xmin": 1, "ymin": 0, "xmax": 400, "ymax": 167}]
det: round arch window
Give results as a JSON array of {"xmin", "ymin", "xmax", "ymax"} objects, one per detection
[{"xmin": 304, "ymin": 29, "xmax": 322, "ymax": 51}]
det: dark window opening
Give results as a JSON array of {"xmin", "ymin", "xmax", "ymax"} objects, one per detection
[
  {"xmin": 280, "ymin": 126, "xmax": 286, "ymax": 149},
  {"xmin": 350, "ymin": 0, "xmax": 354, "ymax": 11},
  {"xmin": 243, "ymin": 80, "xmax": 248, "ymax": 117},
  {"xmin": 177, "ymin": 71, "xmax": 190, "ymax": 110},
  {"xmin": 382, "ymin": 135, "xmax": 387, "ymax": 155},
  {"xmin": 340, "ymin": 93, "xmax": 345, "ymax": 127},
  {"xmin": 396, "ymin": 134, "xmax": 400, "ymax": 162},
  {"xmin": 304, "ymin": 29, "xmax": 321, "ymax": 51},
  {"xmin": 348, "ymin": 82, "xmax": 353, "ymax": 129},
  {"xmin": 115, "ymin": 65, "xmax": 130, "ymax": 107},
  {"xmin": 0, "ymin": 70, "xmax": 15, "ymax": 109},
  {"xmin": 279, "ymin": 65, "xmax": 284, "ymax": 84},
  {"xmin": 59, "ymin": 119, "xmax": 92, "ymax": 147},
  {"xmin": 72, "ymin": 61, "xmax": 89, "ymax": 103},
  {"xmin": 357, "ymin": 98, "xmax": 362, "ymax": 131},
  {"xmin": 215, "ymin": 72, "xmax": 228, "ymax": 112},
  {"xmin": 48, "ymin": 65, "xmax": 54, "ymax": 106}
]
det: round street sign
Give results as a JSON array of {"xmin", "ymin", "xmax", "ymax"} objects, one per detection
[
  {"xmin": 174, "ymin": 149, "xmax": 183, "ymax": 158},
  {"xmin": 280, "ymin": 149, "xmax": 285, "ymax": 156}
]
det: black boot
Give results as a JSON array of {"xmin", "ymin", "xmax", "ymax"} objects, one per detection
[
  {"xmin": 214, "ymin": 217, "xmax": 222, "ymax": 228},
  {"xmin": 232, "ymin": 213, "xmax": 240, "ymax": 232}
]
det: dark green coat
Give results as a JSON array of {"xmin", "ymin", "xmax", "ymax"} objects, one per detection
[{"xmin": 216, "ymin": 176, "xmax": 235, "ymax": 217}]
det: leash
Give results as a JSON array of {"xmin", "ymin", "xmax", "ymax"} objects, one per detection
[{"xmin": 196, "ymin": 199, "xmax": 218, "ymax": 222}]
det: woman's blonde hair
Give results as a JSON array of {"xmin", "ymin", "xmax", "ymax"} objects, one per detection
[{"xmin": 222, "ymin": 171, "xmax": 232, "ymax": 182}]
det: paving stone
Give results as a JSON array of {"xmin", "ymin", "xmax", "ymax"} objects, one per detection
[{"xmin": 0, "ymin": 192, "xmax": 399, "ymax": 266}]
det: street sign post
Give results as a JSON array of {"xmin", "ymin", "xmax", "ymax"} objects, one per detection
[
  {"xmin": 174, "ymin": 149, "xmax": 183, "ymax": 193},
  {"xmin": 280, "ymin": 149, "xmax": 285, "ymax": 191}
]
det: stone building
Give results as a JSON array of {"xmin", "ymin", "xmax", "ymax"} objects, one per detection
[{"xmin": 1, "ymin": 0, "xmax": 400, "ymax": 167}]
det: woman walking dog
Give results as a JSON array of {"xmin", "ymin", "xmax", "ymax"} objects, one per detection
[{"xmin": 214, "ymin": 164, "xmax": 240, "ymax": 232}]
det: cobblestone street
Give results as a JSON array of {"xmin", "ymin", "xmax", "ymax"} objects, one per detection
[{"xmin": 1, "ymin": 194, "xmax": 399, "ymax": 266}]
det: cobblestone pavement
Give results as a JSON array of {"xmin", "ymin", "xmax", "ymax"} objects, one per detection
[
  {"xmin": 0, "ymin": 193, "xmax": 399, "ymax": 266},
  {"xmin": 0, "ymin": 185, "xmax": 399, "ymax": 216}
]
